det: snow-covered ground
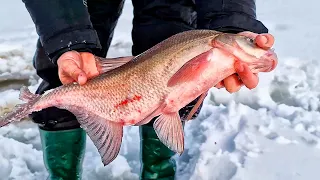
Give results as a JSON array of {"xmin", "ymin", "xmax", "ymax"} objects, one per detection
[{"xmin": 0, "ymin": 0, "xmax": 320, "ymax": 180}]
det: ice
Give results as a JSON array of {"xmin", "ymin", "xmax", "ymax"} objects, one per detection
[{"xmin": 1, "ymin": 0, "xmax": 320, "ymax": 179}]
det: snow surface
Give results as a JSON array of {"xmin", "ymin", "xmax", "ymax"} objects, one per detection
[{"xmin": 1, "ymin": 0, "xmax": 320, "ymax": 180}]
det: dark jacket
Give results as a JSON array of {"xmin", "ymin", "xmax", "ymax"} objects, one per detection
[{"xmin": 23, "ymin": 0, "xmax": 268, "ymax": 82}]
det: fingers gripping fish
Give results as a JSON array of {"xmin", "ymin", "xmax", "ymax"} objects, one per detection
[{"xmin": 0, "ymin": 30, "xmax": 278, "ymax": 166}]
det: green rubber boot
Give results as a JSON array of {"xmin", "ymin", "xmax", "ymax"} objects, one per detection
[
  {"xmin": 140, "ymin": 125, "xmax": 176, "ymax": 180},
  {"xmin": 39, "ymin": 128, "xmax": 86, "ymax": 180}
]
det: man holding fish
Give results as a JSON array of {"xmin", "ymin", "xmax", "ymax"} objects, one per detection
[{"xmin": 17, "ymin": 0, "xmax": 276, "ymax": 179}]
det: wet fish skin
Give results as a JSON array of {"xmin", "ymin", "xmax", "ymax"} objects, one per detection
[{"xmin": 0, "ymin": 30, "xmax": 278, "ymax": 166}]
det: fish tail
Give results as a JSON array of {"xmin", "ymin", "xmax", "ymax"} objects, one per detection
[{"xmin": 0, "ymin": 86, "xmax": 41, "ymax": 127}]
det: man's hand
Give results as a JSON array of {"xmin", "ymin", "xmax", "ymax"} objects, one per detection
[
  {"xmin": 57, "ymin": 51, "xmax": 99, "ymax": 85},
  {"xmin": 57, "ymin": 51, "xmax": 133, "ymax": 85},
  {"xmin": 214, "ymin": 32, "xmax": 275, "ymax": 93}
]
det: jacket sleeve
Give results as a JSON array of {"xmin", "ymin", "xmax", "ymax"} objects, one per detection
[
  {"xmin": 196, "ymin": 0, "xmax": 268, "ymax": 34},
  {"xmin": 22, "ymin": 0, "xmax": 102, "ymax": 64}
]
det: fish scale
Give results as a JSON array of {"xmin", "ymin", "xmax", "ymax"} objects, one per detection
[{"xmin": 0, "ymin": 29, "xmax": 278, "ymax": 166}]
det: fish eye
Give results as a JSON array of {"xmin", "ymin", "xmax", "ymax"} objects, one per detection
[{"xmin": 246, "ymin": 37, "xmax": 254, "ymax": 43}]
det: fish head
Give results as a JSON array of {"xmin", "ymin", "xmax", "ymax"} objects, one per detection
[{"xmin": 212, "ymin": 33, "xmax": 278, "ymax": 73}]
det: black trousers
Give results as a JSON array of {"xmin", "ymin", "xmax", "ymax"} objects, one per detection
[{"xmin": 31, "ymin": 0, "xmax": 202, "ymax": 130}]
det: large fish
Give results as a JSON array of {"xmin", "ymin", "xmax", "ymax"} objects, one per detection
[{"xmin": 0, "ymin": 30, "xmax": 277, "ymax": 166}]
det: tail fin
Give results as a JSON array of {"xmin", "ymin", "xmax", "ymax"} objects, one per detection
[{"xmin": 0, "ymin": 86, "xmax": 40, "ymax": 127}]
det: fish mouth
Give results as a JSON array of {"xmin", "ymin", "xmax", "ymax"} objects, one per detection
[
  {"xmin": 261, "ymin": 49, "xmax": 278, "ymax": 72},
  {"xmin": 211, "ymin": 34, "xmax": 278, "ymax": 73},
  {"xmin": 247, "ymin": 49, "xmax": 278, "ymax": 73}
]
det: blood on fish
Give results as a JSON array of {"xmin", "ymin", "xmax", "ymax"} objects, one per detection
[
  {"xmin": 120, "ymin": 99, "xmax": 129, "ymax": 106},
  {"xmin": 133, "ymin": 95, "xmax": 142, "ymax": 101},
  {"xmin": 119, "ymin": 119, "xmax": 125, "ymax": 126},
  {"xmin": 129, "ymin": 119, "xmax": 135, "ymax": 124},
  {"xmin": 114, "ymin": 99, "xmax": 129, "ymax": 108},
  {"xmin": 114, "ymin": 94, "xmax": 142, "ymax": 109}
]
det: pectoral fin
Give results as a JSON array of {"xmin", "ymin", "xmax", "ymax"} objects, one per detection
[
  {"xmin": 167, "ymin": 49, "xmax": 213, "ymax": 87},
  {"xmin": 186, "ymin": 91, "xmax": 208, "ymax": 120},
  {"xmin": 153, "ymin": 112, "xmax": 184, "ymax": 154}
]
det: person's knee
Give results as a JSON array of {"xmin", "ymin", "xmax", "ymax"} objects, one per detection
[{"xmin": 30, "ymin": 107, "xmax": 81, "ymax": 131}]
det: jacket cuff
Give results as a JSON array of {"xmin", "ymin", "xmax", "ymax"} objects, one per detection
[
  {"xmin": 198, "ymin": 12, "xmax": 268, "ymax": 34},
  {"xmin": 41, "ymin": 28, "xmax": 102, "ymax": 65}
]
